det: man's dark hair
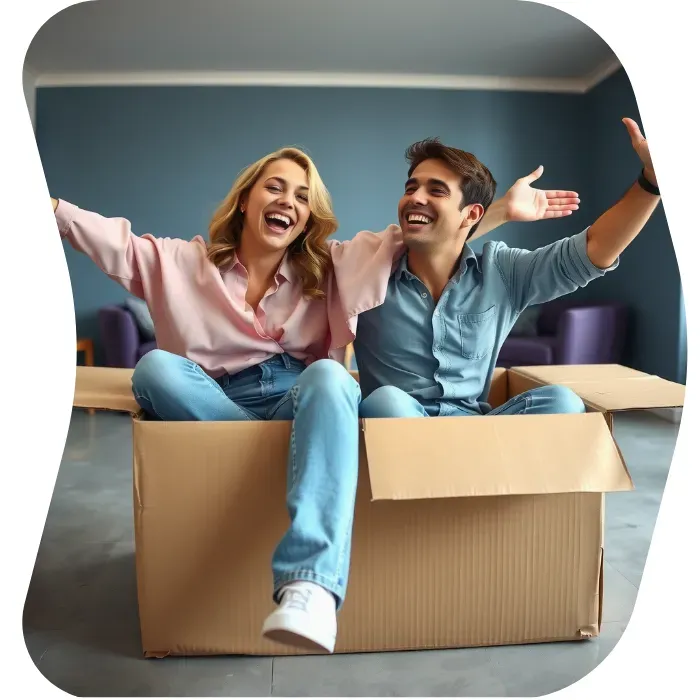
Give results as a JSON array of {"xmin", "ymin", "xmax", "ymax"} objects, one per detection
[{"xmin": 405, "ymin": 138, "xmax": 497, "ymax": 236}]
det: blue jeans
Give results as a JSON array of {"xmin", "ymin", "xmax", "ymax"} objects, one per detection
[
  {"xmin": 359, "ymin": 384, "xmax": 585, "ymax": 418},
  {"xmin": 131, "ymin": 349, "xmax": 362, "ymax": 608}
]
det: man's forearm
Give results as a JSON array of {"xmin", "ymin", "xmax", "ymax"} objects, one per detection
[{"xmin": 586, "ymin": 172, "xmax": 661, "ymax": 268}]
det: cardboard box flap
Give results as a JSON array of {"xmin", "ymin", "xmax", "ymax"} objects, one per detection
[
  {"xmin": 73, "ymin": 366, "xmax": 140, "ymax": 414},
  {"xmin": 511, "ymin": 365, "xmax": 685, "ymax": 412},
  {"xmin": 362, "ymin": 413, "xmax": 632, "ymax": 501}
]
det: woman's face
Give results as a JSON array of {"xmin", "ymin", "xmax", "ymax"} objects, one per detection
[{"xmin": 240, "ymin": 158, "xmax": 312, "ymax": 256}]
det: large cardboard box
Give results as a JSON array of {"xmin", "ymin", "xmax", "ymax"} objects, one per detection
[{"xmin": 72, "ymin": 363, "xmax": 684, "ymax": 657}]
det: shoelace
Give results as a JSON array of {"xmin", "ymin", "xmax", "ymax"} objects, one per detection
[{"xmin": 284, "ymin": 588, "xmax": 312, "ymax": 612}]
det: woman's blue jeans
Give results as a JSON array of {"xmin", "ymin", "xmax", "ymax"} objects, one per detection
[{"xmin": 131, "ymin": 349, "xmax": 362, "ymax": 608}]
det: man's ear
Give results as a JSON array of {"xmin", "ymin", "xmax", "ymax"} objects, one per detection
[{"xmin": 459, "ymin": 203, "xmax": 484, "ymax": 231}]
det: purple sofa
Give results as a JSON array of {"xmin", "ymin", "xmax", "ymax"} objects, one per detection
[
  {"xmin": 497, "ymin": 299, "xmax": 628, "ymax": 368},
  {"xmin": 98, "ymin": 304, "xmax": 157, "ymax": 368}
]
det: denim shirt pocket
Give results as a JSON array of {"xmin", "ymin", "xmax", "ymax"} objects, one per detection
[{"xmin": 457, "ymin": 305, "xmax": 498, "ymax": 360}]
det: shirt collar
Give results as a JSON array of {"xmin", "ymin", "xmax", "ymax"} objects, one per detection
[
  {"xmin": 457, "ymin": 243, "xmax": 481, "ymax": 278},
  {"xmin": 220, "ymin": 250, "xmax": 293, "ymax": 284},
  {"xmin": 395, "ymin": 253, "xmax": 413, "ymax": 281},
  {"xmin": 276, "ymin": 253, "xmax": 294, "ymax": 283},
  {"xmin": 219, "ymin": 250, "xmax": 242, "ymax": 274},
  {"xmin": 395, "ymin": 242, "xmax": 481, "ymax": 282}
]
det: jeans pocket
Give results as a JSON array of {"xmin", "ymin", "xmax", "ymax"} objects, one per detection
[
  {"xmin": 458, "ymin": 305, "xmax": 497, "ymax": 360},
  {"xmin": 270, "ymin": 363, "xmax": 304, "ymax": 397}
]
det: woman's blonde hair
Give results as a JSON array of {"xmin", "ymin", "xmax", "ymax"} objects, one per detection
[{"xmin": 207, "ymin": 147, "xmax": 337, "ymax": 299}]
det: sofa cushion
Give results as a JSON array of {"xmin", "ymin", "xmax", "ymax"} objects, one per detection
[
  {"xmin": 510, "ymin": 306, "xmax": 541, "ymax": 337},
  {"xmin": 124, "ymin": 297, "xmax": 156, "ymax": 340},
  {"xmin": 498, "ymin": 336, "xmax": 557, "ymax": 366}
]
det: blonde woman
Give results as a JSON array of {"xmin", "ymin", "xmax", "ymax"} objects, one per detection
[{"xmin": 53, "ymin": 148, "xmax": 364, "ymax": 654}]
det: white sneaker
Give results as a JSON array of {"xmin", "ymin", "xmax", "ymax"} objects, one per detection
[{"xmin": 261, "ymin": 581, "xmax": 337, "ymax": 653}]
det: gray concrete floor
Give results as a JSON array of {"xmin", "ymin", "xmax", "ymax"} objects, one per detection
[{"xmin": 23, "ymin": 408, "xmax": 679, "ymax": 696}]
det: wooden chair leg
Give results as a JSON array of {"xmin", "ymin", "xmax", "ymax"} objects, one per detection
[{"xmin": 76, "ymin": 338, "xmax": 95, "ymax": 414}]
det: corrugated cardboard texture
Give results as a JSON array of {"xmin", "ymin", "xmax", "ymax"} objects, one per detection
[
  {"xmin": 510, "ymin": 365, "xmax": 685, "ymax": 412},
  {"xmin": 133, "ymin": 418, "xmax": 609, "ymax": 657},
  {"xmin": 69, "ymin": 363, "xmax": 643, "ymax": 655},
  {"xmin": 363, "ymin": 414, "xmax": 633, "ymax": 500},
  {"xmin": 133, "ymin": 419, "xmax": 293, "ymax": 657},
  {"xmin": 74, "ymin": 366, "xmax": 140, "ymax": 414}
]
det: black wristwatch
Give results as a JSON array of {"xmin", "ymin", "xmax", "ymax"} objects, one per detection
[{"xmin": 638, "ymin": 168, "xmax": 660, "ymax": 196}]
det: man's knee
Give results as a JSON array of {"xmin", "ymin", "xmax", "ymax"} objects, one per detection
[{"xmin": 547, "ymin": 385, "xmax": 585, "ymax": 414}]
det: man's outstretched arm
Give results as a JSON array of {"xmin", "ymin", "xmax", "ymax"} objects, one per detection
[
  {"xmin": 585, "ymin": 118, "xmax": 661, "ymax": 269},
  {"xmin": 493, "ymin": 117, "xmax": 662, "ymax": 313}
]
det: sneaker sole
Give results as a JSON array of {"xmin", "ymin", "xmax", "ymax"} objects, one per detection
[{"xmin": 262, "ymin": 626, "xmax": 334, "ymax": 654}]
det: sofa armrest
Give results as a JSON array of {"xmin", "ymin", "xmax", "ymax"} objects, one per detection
[
  {"xmin": 98, "ymin": 305, "xmax": 141, "ymax": 368},
  {"xmin": 556, "ymin": 305, "xmax": 626, "ymax": 364}
]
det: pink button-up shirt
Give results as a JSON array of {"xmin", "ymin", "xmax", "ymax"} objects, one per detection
[{"xmin": 57, "ymin": 200, "xmax": 403, "ymax": 377}]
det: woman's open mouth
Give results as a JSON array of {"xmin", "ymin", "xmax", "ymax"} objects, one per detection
[{"xmin": 264, "ymin": 213, "xmax": 294, "ymax": 234}]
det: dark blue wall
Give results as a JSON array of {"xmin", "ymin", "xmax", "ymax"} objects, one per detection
[{"xmin": 35, "ymin": 79, "xmax": 683, "ymax": 379}]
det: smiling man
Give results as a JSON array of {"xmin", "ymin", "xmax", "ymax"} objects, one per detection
[{"xmin": 344, "ymin": 117, "xmax": 660, "ymax": 419}]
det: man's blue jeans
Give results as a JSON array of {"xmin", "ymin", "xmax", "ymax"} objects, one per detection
[
  {"xmin": 358, "ymin": 384, "xmax": 585, "ymax": 418},
  {"xmin": 131, "ymin": 349, "xmax": 362, "ymax": 608}
]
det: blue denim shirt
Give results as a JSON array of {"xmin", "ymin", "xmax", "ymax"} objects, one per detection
[{"xmin": 353, "ymin": 228, "xmax": 618, "ymax": 414}]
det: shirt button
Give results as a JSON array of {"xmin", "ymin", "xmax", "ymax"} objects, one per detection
[{"xmin": 421, "ymin": 292, "xmax": 427, "ymax": 299}]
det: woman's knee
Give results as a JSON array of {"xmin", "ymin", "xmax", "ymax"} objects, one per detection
[
  {"xmin": 132, "ymin": 349, "xmax": 188, "ymax": 396},
  {"xmin": 297, "ymin": 359, "xmax": 360, "ymax": 397}
]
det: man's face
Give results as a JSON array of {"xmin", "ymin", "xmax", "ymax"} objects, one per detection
[{"xmin": 397, "ymin": 159, "xmax": 481, "ymax": 251}]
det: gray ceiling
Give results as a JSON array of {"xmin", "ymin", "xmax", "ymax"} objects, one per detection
[{"xmin": 25, "ymin": 0, "xmax": 616, "ymax": 80}]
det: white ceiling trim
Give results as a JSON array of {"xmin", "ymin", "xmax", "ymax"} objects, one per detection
[
  {"xmin": 34, "ymin": 59, "xmax": 621, "ymax": 94},
  {"xmin": 579, "ymin": 56, "xmax": 623, "ymax": 92}
]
